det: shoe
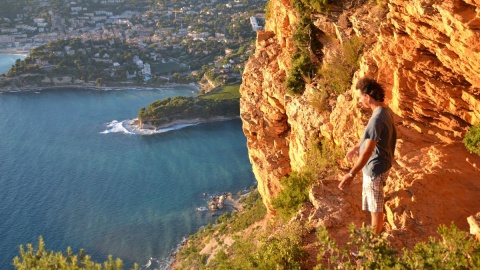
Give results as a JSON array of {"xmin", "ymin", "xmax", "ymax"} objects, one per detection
[{"xmin": 351, "ymin": 251, "xmax": 359, "ymax": 257}]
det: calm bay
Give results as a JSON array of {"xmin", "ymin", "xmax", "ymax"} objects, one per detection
[{"xmin": 0, "ymin": 54, "xmax": 255, "ymax": 269}]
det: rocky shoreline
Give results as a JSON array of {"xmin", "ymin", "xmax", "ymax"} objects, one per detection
[
  {"xmin": 134, "ymin": 115, "xmax": 239, "ymax": 131},
  {"xmin": 166, "ymin": 191, "xmax": 250, "ymax": 270}
]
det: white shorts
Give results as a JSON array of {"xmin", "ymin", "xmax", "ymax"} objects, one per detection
[{"xmin": 362, "ymin": 171, "xmax": 389, "ymax": 213}]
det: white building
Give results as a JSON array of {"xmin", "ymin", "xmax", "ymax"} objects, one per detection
[
  {"xmin": 136, "ymin": 60, "xmax": 144, "ymax": 68},
  {"xmin": 142, "ymin": 63, "xmax": 151, "ymax": 76},
  {"xmin": 33, "ymin": 18, "xmax": 45, "ymax": 23},
  {"xmin": 188, "ymin": 32, "xmax": 209, "ymax": 39},
  {"xmin": 0, "ymin": 35, "xmax": 15, "ymax": 43},
  {"xmin": 126, "ymin": 71, "xmax": 137, "ymax": 79},
  {"xmin": 95, "ymin": 10, "xmax": 113, "ymax": 16},
  {"xmin": 100, "ymin": 0, "xmax": 124, "ymax": 3},
  {"xmin": 249, "ymin": 17, "xmax": 262, "ymax": 31}
]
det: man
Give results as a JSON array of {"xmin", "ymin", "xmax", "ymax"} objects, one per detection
[{"xmin": 338, "ymin": 77, "xmax": 397, "ymax": 234}]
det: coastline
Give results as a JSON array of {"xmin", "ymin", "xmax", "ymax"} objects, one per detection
[
  {"xmin": 0, "ymin": 82, "xmax": 200, "ymax": 93},
  {"xmin": 130, "ymin": 116, "xmax": 240, "ymax": 134},
  {"xmin": 0, "ymin": 48, "xmax": 30, "ymax": 56},
  {"xmin": 0, "ymin": 50, "xmax": 202, "ymax": 93},
  {"xmin": 155, "ymin": 116, "xmax": 240, "ymax": 129}
]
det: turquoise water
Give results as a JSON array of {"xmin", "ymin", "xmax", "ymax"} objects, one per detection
[
  {"xmin": 0, "ymin": 53, "xmax": 26, "ymax": 74},
  {"xmin": 0, "ymin": 87, "xmax": 255, "ymax": 269}
]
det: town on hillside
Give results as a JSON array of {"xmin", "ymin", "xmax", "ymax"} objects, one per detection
[{"xmin": 0, "ymin": 0, "xmax": 266, "ymax": 90}]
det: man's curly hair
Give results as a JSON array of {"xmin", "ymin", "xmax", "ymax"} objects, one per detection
[{"xmin": 356, "ymin": 78, "xmax": 385, "ymax": 102}]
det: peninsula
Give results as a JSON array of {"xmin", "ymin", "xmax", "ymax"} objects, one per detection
[{"xmin": 137, "ymin": 83, "xmax": 241, "ymax": 129}]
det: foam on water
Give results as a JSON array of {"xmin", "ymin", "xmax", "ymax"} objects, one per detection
[
  {"xmin": 100, "ymin": 120, "xmax": 134, "ymax": 134},
  {"xmin": 100, "ymin": 119, "xmax": 199, "ymax": 135}
]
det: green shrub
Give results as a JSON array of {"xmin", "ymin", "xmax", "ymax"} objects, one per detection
[
  {"xmin": 315, "ymin": 223, "xmax": 480, "ymax": 269},
  {"xmin": 209, "ymin": 221, "xmax": 305, "ymax": 270},
  {"xmin": 304, "ymin": 138, "xmax": 344, "ymax": 180},
  {"xmin": 285, "ymin": 0, "xmax": 323, "ymax": 96},
  {"xmin": 401, "ymin": 223, "xmax": 480, "ymax": 269},
  {"xmin": 265, "ymin": 0, "xmax": 273, "ymax": 20},
  {"xmin": 272, "ymin": 139, "xmax": 342, "ymax": 220},
  {"xmin": 271, "ymin": 171, "xmax": 314, "ymax": 220},
  {"xmin": 318, "ymin": 36, "xmax": 364, "ymax": 96},
  {"xmin": 308, "ymin": 85, "xmax": 329, "ymax": 111},
  {"xmin": 285, "ymin": 52, "xmax": 313, "ymax": 95},
  {"xmin": 176, "ymin": 244, "xmax": 208, "ymax": 269},
  {"xmin": 464, "ymin": 123, "xmax": 480, "ymax": 156},
  {"xmin": 253, "ymin": 221, "xmax": 305, "ymax": 269},
  {"xmin": 13, "ymin": 236, "xmax": 138, "ymax": 270},
  {"xmin": 300, "ymin": 0, "xmax": 330, "ymax": 13},
  {"xmin": 229, "ymin": 190, "xmax": 267, "ymax": 232}
]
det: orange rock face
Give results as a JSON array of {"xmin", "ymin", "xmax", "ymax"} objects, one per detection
[{"xmin": 240, "ymin": 0, "xmax": 480, "ymax": 246}]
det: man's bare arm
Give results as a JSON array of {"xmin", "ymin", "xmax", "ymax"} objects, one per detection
[{"xmin": 338, "ymin": 139, "xmax": 377, "ymax": 190}]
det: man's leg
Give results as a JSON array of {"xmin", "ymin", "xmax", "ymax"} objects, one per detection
[{"xmin": 371, "ymin": 211, "xmax": 384, "ymax": 234}]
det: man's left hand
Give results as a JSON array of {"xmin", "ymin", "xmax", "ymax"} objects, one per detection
[{"xmin": 338, "ymin": 173, "xmax": 354, "ymax": 190}]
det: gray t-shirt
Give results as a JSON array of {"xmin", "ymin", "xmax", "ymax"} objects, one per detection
[{"xmin": 360, "ymin": 107, "xmax": 397, "ymax": 177}]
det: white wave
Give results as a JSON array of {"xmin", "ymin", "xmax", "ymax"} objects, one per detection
[
  {"xmin": 99, "ymin": 120, "xmax": 134, "ymax": 134},
  {"xmin": 143, "ymin": 257, "xmax": 160, "ymax": 269},
  {"xmin": 100, "ymin": 119, "xmax": 198, "ymax": 135}
]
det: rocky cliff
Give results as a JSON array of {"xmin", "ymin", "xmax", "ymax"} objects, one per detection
[{"xmin": 240, "ymin": 0, "xmax": 480, "ymax": 248}]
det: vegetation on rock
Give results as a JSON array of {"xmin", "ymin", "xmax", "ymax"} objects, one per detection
[
  {"xmin": 464, "ymin": 123, "xmax": 480, "ymax": 156},
  {"xmin": 318, "ymin": 36, "xmax": 364, "ymax": 95},
  {"xmin": 272, "ymin": 139, "xmax": 343, "ymax": 220},
  {"xmin": 174, "ymin": 189, "xmax": 268, "ymax": 269},
  {"xmin": 285, "ymin": 0, "xmax": 323, "ymax": 95},
  {"xmin": 315, "ymin": 223, "xmax": 480, "ymax": 269},
  {"xmin": 13, "ymin": 236, "xmax": 138, "ymax": 270}
]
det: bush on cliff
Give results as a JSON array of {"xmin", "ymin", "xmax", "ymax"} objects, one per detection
[
  {"xmin": 15, "ymin": 222, "xmax": 479, "ymax": 270},
  {"xmin": 272, "ymin": 171, "xmax": 313, "ymax": 220},
  {"xmin": 272, "ymin": 139, "xmax": 342, "ymax": 220},
  {"xmin": 286, "ymin": 0, "xmax": 323, "ymax": 96},
  {"xmin": 464, "ymin": 123, "xmax": 480, "ymax": 156},
  {"xmin": 208, "ymin": 220, "xmax": 305, "ymax": 270},
  {"xmin": 299, "ymin": 0, "xmax": 330, "ymax": 13},
  {"xmin": 315, "ymin": 223, "xmax": 480, "ymax": 269},
  {"xmin": 318, "ymin": 36, "xmax": 364, "ymax": 95}
]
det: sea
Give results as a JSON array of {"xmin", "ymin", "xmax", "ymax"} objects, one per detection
[
  {"xmin": 0, "ymin": 53, "xmax": 26, "ymax": 75},
  {"xmin": 0, "ymin": 54, "xmax": 255, "ymax": 269}
]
